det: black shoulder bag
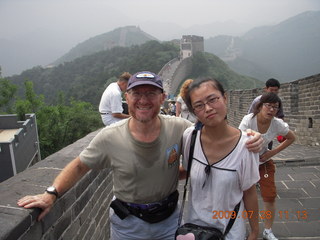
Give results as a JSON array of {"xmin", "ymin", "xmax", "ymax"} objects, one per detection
[{"xmin": 175, "ymin": 124, "xmax": 241, "ymax": 240}]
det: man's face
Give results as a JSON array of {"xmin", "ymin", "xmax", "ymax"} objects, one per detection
[
  {"xmin": 125, "ymin": 85, "xmax": 165, "ymax": 123},
  {"xmin": 265, "ymin": 86, "xmax": 279, "ymax": 94}
]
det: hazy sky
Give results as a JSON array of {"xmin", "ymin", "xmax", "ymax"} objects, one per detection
[
  {"xmin": 1, "ymin": 0, "xmax": 320, "ymax": 76},
  {"xmin": 1, "ymin": 0, "xmax": 320, "ymax": 41}
]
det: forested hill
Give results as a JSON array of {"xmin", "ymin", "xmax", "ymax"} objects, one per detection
[
  {"xmin": 8, "ymin": 40, "xmax": 262, "ymax": 106},
  {"xmin": 52, "ymin": 26, "xmax": 157, "ymax": 66},
  {"xmin": 9, "ymin": 41, "xmax": 179, "ymax": 105}
]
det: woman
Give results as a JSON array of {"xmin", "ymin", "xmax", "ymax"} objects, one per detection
[
  {"xmin": 176, "ymin": 79, "xmax": 197, "ymax": 123},
  {"xmin": 182, "ymin": 78, "xmax": 260, "ymax": 240},
  {"xmin": 239, "ymin": 92, "xmax": 296, "ymax": 240}
]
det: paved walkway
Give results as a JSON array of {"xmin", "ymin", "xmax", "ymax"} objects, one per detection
[{"xmin": 178, "ymin": 143, "xmax": 320, "ymax": 240}]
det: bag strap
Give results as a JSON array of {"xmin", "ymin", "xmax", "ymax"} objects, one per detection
[
  {"xmin": 177, "ymin": 122, "xmax": 241, "ymax": 237},
  {"xmin": 178, "ymin": 123, "xmax": 200, "ymax": 226},
  {"xmin": 223, "ymin": 201, "xmax": 241, "ymax": 236}
]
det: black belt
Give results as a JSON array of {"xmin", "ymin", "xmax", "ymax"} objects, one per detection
[
  {"xmin": 100, "ymin": 112, "xmax": 109, "ymax": 115},
  {"xmin": 125, "ymin": 191, "xmax": 178, "ymax": 210}
]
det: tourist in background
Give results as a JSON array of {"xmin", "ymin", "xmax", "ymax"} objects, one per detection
[
  {"xmin": 99, "ymin": 72, "xmax": 131, "ymax": 126},
  {"xmin": 240, "ymin": 92, "xmax": 296, "ymax": 240},
  {"xmin": 168, "ymin": 100, "xmax": 176, "ymax": 116},
  {"xmin": 181, "ymin": 78, "xmax": 260, "ymax": 240},
  {"xmin": 248, "ymin": 78, "xmax": 286, "ymax": 147},
  {"xmin": 248, "ymin": 78, "xmax": 284, "ymax": 119},
  {"xmin": 176, "ymin": 79, "xmax": 197, "ymax": 123}
]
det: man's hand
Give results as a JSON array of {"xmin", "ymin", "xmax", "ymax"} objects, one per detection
[
  {"xmin": 17, "ymin": 192, "xmax": 56, "ymax": 221},
  {"xmin": 245, "ymin": 129, "xmax": 263, "ymax": 153}
]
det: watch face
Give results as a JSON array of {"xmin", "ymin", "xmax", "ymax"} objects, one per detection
[{"xmin": 47, "ymin": 186, "xmax": 55, "ymax": 192}]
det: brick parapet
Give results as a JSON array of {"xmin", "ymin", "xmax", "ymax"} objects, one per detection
[{"xmin": 0, "ymin": 129, "xmax": 113, "ymax": 240}]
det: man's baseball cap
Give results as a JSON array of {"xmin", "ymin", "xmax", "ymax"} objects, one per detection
[{"xmin": 127, "ymin": 71, "xmax": 163, "ymax": 91}]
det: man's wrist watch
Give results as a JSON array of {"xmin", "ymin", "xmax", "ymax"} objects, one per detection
[{"xmin": 46, "ymin": 186, "xmax": 59, "ymax": 198}]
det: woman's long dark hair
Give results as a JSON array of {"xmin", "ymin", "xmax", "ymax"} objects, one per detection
[{"xmin": 252, "ymin": 92, "xmax": 282, "ymax": 118}]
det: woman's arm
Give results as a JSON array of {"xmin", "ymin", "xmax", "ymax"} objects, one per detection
[
  {"xmin": 243, "ymin": 185, "xmax": 259, "ymax": 240},
  {"xmin": 176, "ymin": 101, "xmax": 182, "ymax": 117},
  {"xmin": 260, "ymin": 130, "xmax": 296, "ymax": 162}
]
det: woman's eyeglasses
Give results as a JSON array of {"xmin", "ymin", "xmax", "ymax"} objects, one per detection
[
  {"xmin": 263, "ymin": 103, "xmax": 279, "ymax": 111},
  {"xmin": 192, "ymin": 96, "xmax": 220, "ymax": 112}
]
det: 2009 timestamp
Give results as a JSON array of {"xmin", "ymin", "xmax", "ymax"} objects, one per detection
[{"xmin": 212, "ymin": 210, "xmax": 308, "ymax": 220}]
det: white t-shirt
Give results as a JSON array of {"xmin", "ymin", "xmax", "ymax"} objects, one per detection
[
  {"xmin": 98, "ymin": 82, "xmax": 124, "ymax": 125},
  {"xmin": 239, "ymin": 113, "xmax": 289, "ymax": 164},
  {"xmin": 176, "ymin": 96, "xmax": 197, "ymax": 123},
  {"xmin": 182, "ymin": 127, "xmax": 260, "ymax": 240}
]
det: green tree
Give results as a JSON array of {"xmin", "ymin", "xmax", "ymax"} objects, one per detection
[
  {"xmin": 36, "ymin": 100, "xmax": 102, "ymax": 158},
  {"xmin": 14, "ymin": 81, "xmax": 44, "ymax": 120},
  {"xmin": 191, "ymin": 52, "xmax": 210, "ymax": 77},
  {"xmin": 0, "ymin": 78, "xmax": 17, "ymax": 113}
]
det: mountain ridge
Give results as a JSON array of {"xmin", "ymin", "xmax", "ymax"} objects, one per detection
[{"xmin": 205, "ymin": 10, "xmax": 320, "ymax": 82}]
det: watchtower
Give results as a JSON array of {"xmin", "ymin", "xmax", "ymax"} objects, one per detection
[{"xmin": 180, "ymin": 35, "xmax": 204, "ymax": 59}]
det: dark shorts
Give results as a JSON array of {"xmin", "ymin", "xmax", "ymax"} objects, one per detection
[{"xmin": 259, "ymin": 160, "xmax": 277, "ymax": 202}]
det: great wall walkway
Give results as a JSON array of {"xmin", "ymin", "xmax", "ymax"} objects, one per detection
[
  {"xmin": 0, "ymin": 126, "xmax": 319, "ymax": 239},
  {"xmin": 179, "ymin": 143, "xmax": 320, "ymax": 240}
]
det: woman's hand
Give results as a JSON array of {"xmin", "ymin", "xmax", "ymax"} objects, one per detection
[{"xmin": 259, "ymin": 150, "xmax": 274, "ymax": 162}]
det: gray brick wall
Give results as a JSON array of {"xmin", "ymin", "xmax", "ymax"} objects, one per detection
[{"xmin": 0, "ymin": 129, "xmax": 113, "ymax": 240}]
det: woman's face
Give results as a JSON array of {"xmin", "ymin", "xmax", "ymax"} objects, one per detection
[
  {"xmin": 259, "ymin": 102, "xmax": 280, "ymax": 120},
  {"xmin": 190, "ymin": 82, "xmax": 227, "ymax": 127}
]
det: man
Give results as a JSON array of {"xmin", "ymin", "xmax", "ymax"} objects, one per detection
[
  {"xmin": 99, "ymin": 72, "xmax": 131, "ymax": 126},
  {"xmin": 247, "ymin": 78, "xmax": 284, "ymax": 240},
  {"xmin": 17, "ymin": 71, "xmax": 262, "ymax": 240}
]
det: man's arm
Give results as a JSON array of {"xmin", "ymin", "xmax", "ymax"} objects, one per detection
[
  {"xmin": 175, "ymin": 102, "xmax": 182, "ymax": 117},
  {"xmin": 17, "ymin": 156, "xmax": 90, "ymax": 221},
  {"xmin": 112, "ymin": 112, "xmax": 130, "ymax": 119}
]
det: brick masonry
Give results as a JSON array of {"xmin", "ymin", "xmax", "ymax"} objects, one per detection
[
  {"xmin": 0, "ymin": 73, "xmax": 319, "ymax": 240},
  {"xmin": 0, "ymin": 129, "xmax": 113, "ymax": 240}
]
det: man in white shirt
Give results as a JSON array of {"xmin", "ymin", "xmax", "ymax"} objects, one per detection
[{"xmin": 99, "ymin": 72, "xmax": 131, "ymax": 125}]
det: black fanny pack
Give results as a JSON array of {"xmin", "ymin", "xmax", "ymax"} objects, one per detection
[{"xmin": 110, "ymin": 190, "xmax": 179, "ymax": 224}]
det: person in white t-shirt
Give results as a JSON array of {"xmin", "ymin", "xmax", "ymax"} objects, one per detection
[
  {"xmin": 239, "ymin": 92, "xmax": 296, "ymax": 240},
  {"xmin": 176, "ymin": 79, "xmax": 197, "ymax": 123},
  {"xmin": 99, "ymin": 72, "xmax": 131, "ymax": 126},
  {"xmin": 181, "ymin": 78, "xmax": 260, "ymax": 240}
]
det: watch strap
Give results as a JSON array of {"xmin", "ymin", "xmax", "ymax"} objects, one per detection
[{"xmin": 46, "ymin": 186, "xmax": 59, "ymax": 198}]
